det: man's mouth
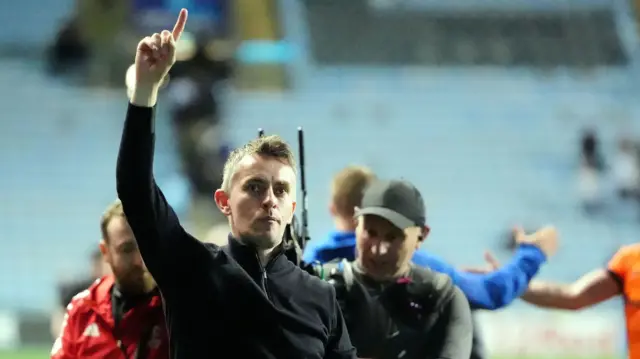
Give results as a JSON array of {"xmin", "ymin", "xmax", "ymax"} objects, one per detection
[
  {"xmin": 368, "ymin": 258, "xmax": 390, "ymax": 268},
  {"xmin": 259, "ymin": 216, "xmax": 279, "ymax": 224}
]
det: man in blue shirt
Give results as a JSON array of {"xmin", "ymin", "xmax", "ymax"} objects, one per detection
[{"xmin": 303, "ymin": 166, "xmax": 558, "ymax": 358}]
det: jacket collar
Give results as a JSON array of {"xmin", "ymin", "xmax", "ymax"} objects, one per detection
[
  {"xmin": 112, "ymin": 285, "xmax": 160, "ymax": 312},
  {"xmin": 86, "ymin": 276, "xmax": 162, "ymax": 327},
  {"xmin": 226, "ymin": 233, "xmax": 289, "ymax": 274}
]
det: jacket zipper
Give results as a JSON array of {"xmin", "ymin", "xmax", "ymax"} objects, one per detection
[
  {"xmin": 262, "ymin": 271, "xmax": 272, "ymax": 301},
  {"xmin": 256, "ymin": 252, "xmax": 273, "ymax": 301}
]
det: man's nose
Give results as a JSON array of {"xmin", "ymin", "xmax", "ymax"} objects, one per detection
[
  {"xmin": 132, "ymin": 252, "xmax": 145, "ymax": 268},
  {"xmin": 262, "ymin": 187, "xmax": 278, "ymax": 209}
]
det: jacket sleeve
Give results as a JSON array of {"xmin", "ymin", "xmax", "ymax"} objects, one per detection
[
  {"xmin": 414, "ymin": 245, "xmax": 546, "ymax": 310},
  {"xmin": 302, "ymin": 240, "xmax": 320, "ymax": 264},
  {"xmin": 50, "ymin": 304, "xmax": 78, "ymax": 359},
  {"xmin": 430, "ymin": 287, "xmax": 473, "ymax": 359},
  {"xmin": 116, "ymin": 104, "xmax": 214, "ymax": 294},
  {"xmin": 325, "ymin": 286, "xmax": 357, "ymax": 359}
]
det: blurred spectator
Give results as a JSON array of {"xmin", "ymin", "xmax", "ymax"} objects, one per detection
[
  {"xmin": 612, "ymin": 136, "xmax": 640, "ymax": 200},
  {"xmin": 50, "ymin": 249, "xmax": 108, "ymax": 338},
  {"xmin": 77, "ymin": 0, "xmax": 128, "ymax": 86},
  {"xmin": 167, "ymin": 35, "xmax": 233, "ymax": 198},
  {"xmin": 46, "ymin": 18, "xmax": 88, "ymax": 75},
  {"xmin": 578, "ymin": 129, "xmax": 605, "ymax": 214},
  {"xmin": 581, "ymin": 129, "xmax": 606, "ymax": 171},
  {"xmin": 51, "ymin": 200, "xmax": 168, "ymax": 358}
]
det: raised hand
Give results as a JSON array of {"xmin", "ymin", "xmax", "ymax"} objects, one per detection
[
  {"xmin": 514, "ymin": 226, "xmax": 558, "ymax": 258},
  {"xmin": 460, "ymin": 251, "xmax": 501, "ymax": 274},
  {"xmin": 134, "ymin": 8, "xmax": 188, "ymax": 90}
]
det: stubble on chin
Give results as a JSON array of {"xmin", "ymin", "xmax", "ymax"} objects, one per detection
[{"xmin": 239, "ymin": 231, "xmax": 282, "ymax": 250}]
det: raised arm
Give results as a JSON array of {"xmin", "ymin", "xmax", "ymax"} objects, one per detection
[
  {"xmin": 520, "ymin": 270, "xmax": 620, "ymax": 310},
  {"xmin": 414, "ymin": 227, "xmax": 557, "ymax": 310},
  {"xmin": 450, "ymin": 244, "xmax": 546, "ymax": 310},
  {"xmin": 116, "ymin": 9, "xmax": 212, "ymax": 292},
  {"xmin": 520, "ymin": 245, "xmax": 632, "ymax": 310}
]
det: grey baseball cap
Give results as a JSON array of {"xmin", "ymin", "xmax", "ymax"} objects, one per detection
[{"xmin": 354, "ymin": 179, "xmax": 426, "ymax": 229}]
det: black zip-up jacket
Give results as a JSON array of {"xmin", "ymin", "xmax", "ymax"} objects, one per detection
[{"xmin": 116, "ymin": 103, "xmax": 356, "ymax": 359}]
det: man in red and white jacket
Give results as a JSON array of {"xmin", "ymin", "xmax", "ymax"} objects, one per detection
[{"xmin": 51, "ymin": 200, "xmax": 168, "ymax": 359}]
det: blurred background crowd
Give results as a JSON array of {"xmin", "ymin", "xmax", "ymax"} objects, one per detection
[{"xmin": 1, "ymin": 0, "xmax": 639, "ymax": 357}]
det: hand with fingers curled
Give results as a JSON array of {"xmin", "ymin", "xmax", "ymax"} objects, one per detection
[
  {"xmin": 513, "ymin": 226, "xmax": 558, "ymax": 258},
  {"xmin": 460, "ymin": 226, "xmax": 559, "ymax": 275},
  {"xmin": 130, "ymin": 8, "xmax": 188, "ymax": 106},
  {"xmin": 460, "ymin": 251, "xmax": 501, "ymax": 275}
]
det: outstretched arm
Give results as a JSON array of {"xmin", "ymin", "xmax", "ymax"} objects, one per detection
[
  {"xmin": 418, "ymin": 227, "xmax": 557, "ymax": 310},
  {"xmin": 415, "ymin": 245, "xmax": 546, "ymax": 310},
  {"xmin": 117, "ymin": 9, "xmax": 213, "ymax": 294},
  {"xmin": 452, "ymin": 245, "xmax": 546, "ymax": 310},
  {"xmin": 117, "ymin": 104, "xmax": 205, "ymax": 281},
  {"xmin": 520, "ymin": 269, "xmax": 621, "ymax": 310},
  {"xmin": 521, "ymin": 245, "xmax": 633, "ymax": 310}
]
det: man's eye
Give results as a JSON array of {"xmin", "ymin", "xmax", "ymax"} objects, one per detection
[
  {"xmin": 121, "ymin": 244, "xmax": 137, "ymax": 253},
  {"xmin": 274, "ymin": 187, "xmax": 286, "ymax": 196},
  {"xmin": 248, "ymin": 184, "xmax": 262, "ymax": 193}
]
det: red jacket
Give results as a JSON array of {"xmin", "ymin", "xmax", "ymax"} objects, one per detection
[{"xmin": 51, "ymin": 275, "xmax": 169, "ymax": 359}]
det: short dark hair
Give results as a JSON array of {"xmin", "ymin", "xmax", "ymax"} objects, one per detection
[{"xmin": 221, "ymin": 135, "xmax": 297, "ymax": 192}]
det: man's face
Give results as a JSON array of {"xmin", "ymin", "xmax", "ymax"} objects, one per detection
[
  {"xmin": 100, "ymin": 217, "xmax": 155, "ymax": 295},
  {"xmin": 355, "ymin": 215, "xmax": 422, "ymax": 280},
  {"xmin": 216, "ymin": 154, "xmax": 297, "ymax": 250}
]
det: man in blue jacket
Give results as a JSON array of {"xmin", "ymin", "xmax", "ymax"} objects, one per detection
[{"xmin": 303, "ymin": 166, "xmax": 558, "ymax": 358}]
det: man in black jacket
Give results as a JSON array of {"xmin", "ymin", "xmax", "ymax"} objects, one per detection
[
  {"xmin": 117, "ymin": 9, "xmax": 355, "ymax": 359},
  {"xmin": 316, "ymin": 179, "xmax": 472, "ymax": 359}
]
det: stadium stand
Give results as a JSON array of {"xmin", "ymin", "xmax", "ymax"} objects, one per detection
[{"xmin": 1, "ymin": 0, "xmax": 639, "ymax": 357}]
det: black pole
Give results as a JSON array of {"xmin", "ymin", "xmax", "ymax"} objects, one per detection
[{"xmin": 297, "ymin": 127, "xmax": 309, "ymax": 249}]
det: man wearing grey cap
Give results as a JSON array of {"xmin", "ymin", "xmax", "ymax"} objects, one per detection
[{"xmin": 319, "ymin": 179, "xmax": 473, "ymax": 359}]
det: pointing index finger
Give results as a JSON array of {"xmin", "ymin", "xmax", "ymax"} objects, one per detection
[{"xmin": 172, "ymin": 8, "xmax": 188, "ymax": 42}]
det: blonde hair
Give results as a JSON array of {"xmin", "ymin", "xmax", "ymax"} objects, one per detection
[
  {"xmin": 221, "ymin": 135, "xmax": 297, "ymax": 193},
  {"xmin": 100, "ymin": 199, "xmax": 125, "ymax": 242},
  {"xmin": 331, "ymin": 165, "xmax": 376, "ymax": 217}
]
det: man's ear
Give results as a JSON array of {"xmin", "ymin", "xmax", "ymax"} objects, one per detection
[
  {"xmin": 352, "ymin": 207, "xmax": 362, "ymax": 227},
  {"xmin": 329, "ymin": 202, "xmax": 337, "ymax": 216},
  {"xmin": 99, "ymin": 240, "xmax": 109, "ymax": 261},
  {"xmin": 214, "ymin": 189, "xmax": 231, "ymax": 216},
  {"xmin": 421, "ymin": 225, "xmax": 431, "ymax": 241}
]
